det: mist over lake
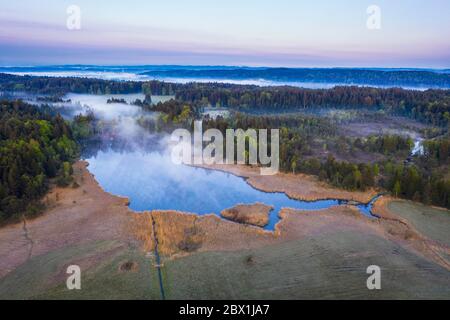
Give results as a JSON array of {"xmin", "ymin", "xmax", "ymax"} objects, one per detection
[{"xmin": 43, "ymin": 92, "xmax": 376, "ymax": 231}]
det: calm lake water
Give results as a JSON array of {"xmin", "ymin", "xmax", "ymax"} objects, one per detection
[
  {"xmin": 85, "ymin": 150, "xmax": 367, "ymax": 230},
  {"xmin": 60, "ymin": 93, "xmax": 377, "ymax": 230}
]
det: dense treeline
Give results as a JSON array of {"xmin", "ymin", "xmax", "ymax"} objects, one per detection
[
  {"xmin": 106, "ymin": 98, "xmax": 127, "ymax": 104},
  {"xmin": 143, "ymin": 99, "xmax": 198, "ymax": 126},
  {"xmin": 202, "ymin": 112, "xmax": 450, "ymax": 208},
  {"xmin": 356, "ymin": 135, "xmax": 413, "ymax": 155},
  {"xmin": 1, "ymin": 73, "xmax": 449, "ymax": 208},
  {"xmin": 203, "ymin": 113, "xmax": 337, "ymax": 166},
  {"xmin": 203, "ymin": 113, "xmax": 379, "ymax": 191},
  {"xmin": 176, "ymin": 85, "xmax": 450, "ymax": 127},
  {"xmin": 423, "ymin": 138, "xmax": 450, "ymax": 165},
  {"xmin": 298, "ymin": 155, "xmax": 450, "ymax": 208},
  {"xmin": 380, "ymin": 155, "xmax": 450, "ymax": 208},
  {"xmin": 71, "ymin": 112, "xmax": 98, "ymax": 142},
  {"xmin": 0, "ymin": 73, "xmax": 180, "ymax": 96},
  {"xmin": 204, "ymin": 112, "xmax": 413, "ymax": 165},
  {"xmin": 204, "ymin": 112, "xmax": 337, "ymax": 136},
  {"xmin": 1, "ymin": 73, "xmax": 449, "ymax": 127},
  {"xmin": 299, "ymin": 156, "xmax": 378, "ymax": 191},
  {"xmin": 0, "ymin": 100, "xmax": 78, "ymax": 223},
  {"xmin": 141, "ymin": 67, "xmax": 450, "ymax": 87}
]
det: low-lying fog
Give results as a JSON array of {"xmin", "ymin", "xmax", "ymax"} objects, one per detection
[
  {"xmin": 32, "ymin": 93, "xmax": 378, "ymax": 229},
  {"xmin": 2, "ymin": 71, "xmax": 438, "ymax": 90}
]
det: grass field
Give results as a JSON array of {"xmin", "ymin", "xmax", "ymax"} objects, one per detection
[
  {"xmin": 0, "ymin": 240, "xmax": 161, "ymax": 300},
  {"xmin": 1, "ymin": 228, "xmax": 449, "ymax": 299},
  {"xmin": 163, "ymin": 231, "xmax": 450, "ymax": 299},
  {"xmin": 388, "ymin": 201, "xmax": 450, "ymax": 246},
  {"xmin": 1, "ymin": 195, "xmax": 450, "ymax": 299}
]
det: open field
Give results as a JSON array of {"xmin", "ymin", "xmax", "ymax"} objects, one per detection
[
  {"xmin": 0, "ymin": 240, "xmax": 161, "ymax": 299},
  {"xmin": 372, "ymin": 197, "xmax": 450, "ymax": 270},
  {"xmin": 0, "ymin": 161, "xmax": 134, "ymax": 278},
  {"xmin": 336, "ymin": 116, "xmax": 426, "ymax": 139},
  {"xmin": 159, "ymin": 203, "xmax": 450, "ymax": 299},
  {"xmin": 387, "ymin": 201, "xmax": 450, "ymax": 247},
  {"xmin": 0, "ymin": 161, "xmax": 449, "ymax": 299},
  {"xmin": 163, "ymin": 232, "xmax": 450, "ymax": 299},
  {"xmin": 132, "ymin": 206, "xmax": 450, "ymax": 299}
]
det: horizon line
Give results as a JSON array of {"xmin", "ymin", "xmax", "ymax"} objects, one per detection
[{"xmin": 0, "ymin": 64, "xmax": 449, "ymax": 71}]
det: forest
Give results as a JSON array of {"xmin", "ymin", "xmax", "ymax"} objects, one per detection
[
  {"xmin": 0, "ymin": 100, "xmax": 78, "ymax": 224},
  {"xmin": 1, "ymin": 73, "xmax": 449, "ymax": 126},
  {"xmin": 139, "ymin": 67, "xmax": 450, "ymax": 87},
  {"xmin": 202, "ymin": 112, "xmax": 450, "ymax": 209},
  {"xmin": 0, "ymin": 73, "xmax": 179, "ymax": 96},
  {"xmin": 175, "ymin": 84, "xmax": 450, "ymax": 127},
  {"xmin": 1, "ymin": 73, "xmax": 449, "ymax": 209}
]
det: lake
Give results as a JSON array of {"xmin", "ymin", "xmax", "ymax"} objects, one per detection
[{"xmin": 61, "ymin": 93, "xmax": 377, "ymax": 231}]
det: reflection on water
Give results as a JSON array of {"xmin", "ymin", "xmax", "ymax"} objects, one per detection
[
  {"xmin": 84, "ymin": 149, "xmax": 348, "ymax": 230},
  {"xmin": 48, "ymin": 92, "xmax": 378, "ymax": 231}
]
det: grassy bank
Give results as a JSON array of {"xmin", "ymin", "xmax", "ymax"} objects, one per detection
[
  {"xmin": 0, "ymin": 240, "xmax": 161, "ymax": 299},
  {"xmin": 387, "ymin": 201, "xmax": 450, "ymax": 247},
  {"xmin": 163, "ymin": 232, "xmax": 450, "ymax": 299}
]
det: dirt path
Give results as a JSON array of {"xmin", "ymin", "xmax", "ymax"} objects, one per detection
[
  {"xmin": 150, "ymin": 214, "xmax": 166, "ymax": 300},
  {"xmin": 21, "ymin": 217, "xmax": 34, "ymax": 261}
]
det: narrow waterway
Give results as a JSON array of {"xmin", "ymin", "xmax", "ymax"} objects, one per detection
[{"xmin": 151, "ymin": 215, "xmax": 165, "ymax": 300}]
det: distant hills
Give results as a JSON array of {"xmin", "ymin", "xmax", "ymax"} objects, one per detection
[
  {"xmin": 0, "ymin": 65, "xmax": 449, "ymax": 88},
  {"xmin": 139, "ymin": 67, "xmax": 450, "ymax": 88}
]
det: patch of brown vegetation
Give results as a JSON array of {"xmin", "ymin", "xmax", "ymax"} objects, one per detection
[
  {"xmin": 339, "ymin": 119, "xmax": 425, "ymax": 139},
  {"xmin": 244, "ymin": 255, "xmax": 255, "ymax": 266},
  {"xmin": 119, "ymin": 261, "xmax": 138, "ymax": 272},
  {"xmin": 1, "ymin": 159, "xmax": 448, "ymax": 287},
  {"xmin": 372, "ymin": 196, "xmax": 450, "ymax": 270},
  {"xmin": 196, "ymin": 163, "xmax": 376, "ymax": 203},
  {"xmin": 130, "ymin": 205, "xmax": 379, "ymax": 258},
  {"xmin": 274, "ymin": 205, "xmax": 374, "ymax": 239},
  {"xmin": 221, "ymin": 203, "xmax": 272, "ymax": 227},
  {"xmin": 129, "ymin": 210, "xmax": 276, "ymax": 257},
  {"xmin": 0, "ymin": 161, "xmax": 135, "ymax": 278},
  {"xmin": 129, "ymin": 198, "xmax": 450, "ymax": 272}
]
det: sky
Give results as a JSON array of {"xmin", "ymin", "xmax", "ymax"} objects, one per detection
[{"xmin": 0, "ymin": 0, "xmax": 449, "ymax": 68}]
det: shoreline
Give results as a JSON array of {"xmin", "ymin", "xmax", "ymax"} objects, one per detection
[
  {"xmin": 0, "ymin": 161, "xmax": 135, "ymax": 278},
  {"xmin": 193, "ymin": 163, "xmax": 378, "ymax": 203},
  {"xmin": 81, "ymin": 160, "xmax": 450, "ymax": 271},
  {"xmin": 1, "ymin": 160, "xmax": 449, "ymax": 276},
  {"xmin": 372, "ymin": 196, "xmax": 450, "ymax": 270},
  {"xmin": 0, "ymin": 160, "xmax": 449, "ymax": 299}
]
